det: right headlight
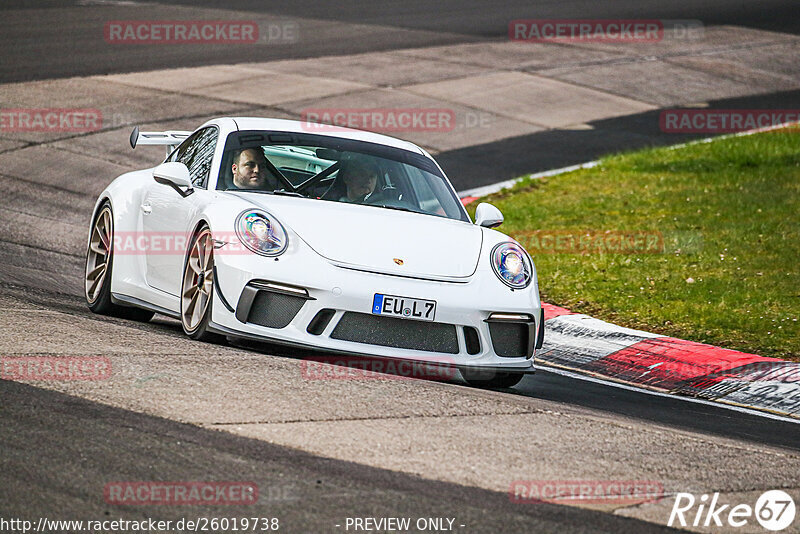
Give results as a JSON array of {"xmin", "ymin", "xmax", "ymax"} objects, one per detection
[
  {"xmin": 235, "ymin": 209, "xmax": 288, "ymax": 256},
  {"xmin": 491, "ymin": 242, "xmax": 532, "ymax": 289}
]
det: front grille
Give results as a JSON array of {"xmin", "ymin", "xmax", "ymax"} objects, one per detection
[
  {"xmin": 488, "ymin": 322, "xmax": 530, "ymax": 358},
  {"xmin": 246, "ymin": 291, "xmax": 306, "ymax": 329},
  {"xmin": 331, "ymin": 312, "xmax": 459, "ymax": 354}
]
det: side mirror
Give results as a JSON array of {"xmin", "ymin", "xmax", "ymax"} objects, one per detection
[
  {"xmin": 153, "ymin": 162, "xmax": 193, "ymax": 197},
  {"xmin": 474, "ymin": 202, "xmax": 504, "ymax": 228}
]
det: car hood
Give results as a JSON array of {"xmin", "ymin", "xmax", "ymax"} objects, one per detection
[{"xmin": 231, "ymin": 193, "xmax": 482, "ymax": 279}]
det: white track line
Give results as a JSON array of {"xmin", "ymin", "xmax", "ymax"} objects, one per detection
[
  {"xmin": 458, "ymin": 161, "xmax": 599, "ymax": 199},
  {"xmin": 458, "ymin": 120, "xmax": 800, "ymax": 198}
]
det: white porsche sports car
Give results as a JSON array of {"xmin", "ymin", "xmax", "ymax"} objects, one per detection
[{"xmin": 85, "ymin": 117, "xmax": 543, "ymax": 388}]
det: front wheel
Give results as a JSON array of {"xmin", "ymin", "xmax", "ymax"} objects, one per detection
[
  {"xmin": 180, "ymin": 226, "xmax": 224, "ymax": 343},
  {"xmin": 461, "ymin": 369, "xmax": 525, "ymax": 389}
]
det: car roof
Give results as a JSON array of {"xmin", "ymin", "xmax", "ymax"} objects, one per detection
[{"xmin": 222, "ymin": 117, "xmax": 427, "ymax": 155}]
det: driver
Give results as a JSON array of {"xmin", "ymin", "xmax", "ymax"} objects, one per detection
[
  {"xmin": 231, "ymin": 148, "xmax": 277, "ymax": 190},
  {"xmin": 340, "ymin": 158, "xmax": 381, "ymax": 203}
]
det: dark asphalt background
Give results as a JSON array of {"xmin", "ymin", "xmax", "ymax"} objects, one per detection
[{"xmin": 3, "ymin": 0, "xmax": 799, "ymax": 84}]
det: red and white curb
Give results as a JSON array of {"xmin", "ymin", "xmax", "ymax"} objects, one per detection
[
  {"xmin": 538, "ymin": 304, "xmax": 800, "ymax": 420},
  {"xmin": 458, "ymin": 122, "xmax": 800, "ymax": 420}
]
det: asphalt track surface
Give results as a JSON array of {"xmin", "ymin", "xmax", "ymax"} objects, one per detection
[
  {"xmin": 2, "ymin": 2, "xmax": 800, "ymax": 532},
  {"xmin": 0, "ymin": 379, "xmax": 680, "ymax": 534},
  {"xmin": 1, "ymin": 281, "xmax": 799, "ymax": 531}
]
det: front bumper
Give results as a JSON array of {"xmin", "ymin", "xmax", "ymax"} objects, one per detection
[{"xmin": 210, "ymin": 241, "xmax": 541, "ymax": 373}]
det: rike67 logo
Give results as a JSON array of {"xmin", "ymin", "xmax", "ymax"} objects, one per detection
[{"xmin": 669, "ymin": 490, "xmax": 796, "ymax": 531}]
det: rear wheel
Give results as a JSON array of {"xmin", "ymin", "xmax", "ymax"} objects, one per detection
[
  {"xmin": 180, "ymin": 226, "xmax": 224, "ymax": 343},
  {"xmin": 461, "ymin": 369, "xmax": 525, "ymax": 389},
  {"xmin": 85, "ymin": 202, "xmax": 154, "ymax": 321}
]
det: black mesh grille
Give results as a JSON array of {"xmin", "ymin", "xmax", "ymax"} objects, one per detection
[
  {"xmin": 246, "ymin": 291, "xmax": 306, "ymax": 329},
  {"xmin": 488, "ymin": 322, "xmax": 529, "ymax": 358},
  {"xmin": 331, "ymin": 312, "xmax": 459, "ymax": 354}
]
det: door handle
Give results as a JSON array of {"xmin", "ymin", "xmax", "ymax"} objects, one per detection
[{"xmin": 140, "ymin": 202, "xmax": 152, "ymax": 215}]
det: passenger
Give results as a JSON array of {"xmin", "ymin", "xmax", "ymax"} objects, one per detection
[
  {"xmin": 231, "ymin": 148, "xmax": 276, "ymax": 190},
  {"xmin": 340, "ymin": 158, "xmax": 381, "ymax": 203}
]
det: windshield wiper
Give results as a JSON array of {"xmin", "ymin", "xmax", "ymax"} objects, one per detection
[
  {"xmin": 272, "ymin": 190, "xmax": 305, "ymax": 197},
  {"xmin": 370, "ymin": 204, "xmax": 422, "ymax": 215},
  {"xmin": 225, "ymin": 188, "xmax": 305, "ymax": 198}
]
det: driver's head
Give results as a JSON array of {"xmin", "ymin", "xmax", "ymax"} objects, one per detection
[
  {"xmin": 342, "ymin": 159, "xmax": 379, "ymax": 201},
  {"xmin": 232, "ymin": 148, "xmax": 269, "ymax": 189}
]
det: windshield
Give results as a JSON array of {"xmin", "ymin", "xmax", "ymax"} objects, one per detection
[{"xmin": 218, "ymin": 130, "xmax": 469, "ymax": 222}]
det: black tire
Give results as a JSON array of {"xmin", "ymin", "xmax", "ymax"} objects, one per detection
[
  {"xmin": 461, "ymin": 369, "xmax": 525, "ymax": 389},
  {"xmin": 85, "ymin": 202, "xmax": 154, "ymax": 322},
  {"xmin": 180, "ymin": 225, "xmax": 225, "ymax": 343}
]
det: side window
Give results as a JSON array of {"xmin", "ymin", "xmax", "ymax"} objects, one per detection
[
  {"xmin": 174, "ymin": 127, "xmax": 218, "ymax": 188},
  {"xmin": 167, "ymin": 131, "xmax": 196, "ymax": 163}
]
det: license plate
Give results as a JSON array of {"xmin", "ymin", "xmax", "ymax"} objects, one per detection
[{"xmin": 372, "ymin": 294, "xmax": 436, "ymax": 322}]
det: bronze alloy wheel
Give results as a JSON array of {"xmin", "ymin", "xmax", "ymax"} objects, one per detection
[{"xmin": 180, "ymin": 226, "xmax": 224, "ymax": 342}]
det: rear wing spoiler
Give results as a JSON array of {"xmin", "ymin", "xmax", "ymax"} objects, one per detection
[{"xmin": 129, "ymin": 126, "xmax": 191, "ymax": 156}]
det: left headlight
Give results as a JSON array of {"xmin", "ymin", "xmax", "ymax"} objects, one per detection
[
  {"xmin": 235, "ymin": 209, "xmax": 288, "ymax": 256},
  {"xmin": 491, "ymin": 242, "xmax": 532, "ymax": 289}
]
